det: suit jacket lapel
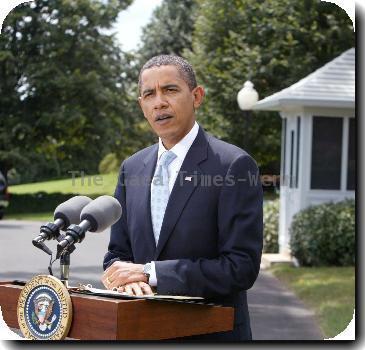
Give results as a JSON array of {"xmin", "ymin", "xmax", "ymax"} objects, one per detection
[
  {"xmin": 154, "ymin": 127, "xmax": 208, "ymax": 260},
  {"xmin": 138, "ymin": 145, "xmax": 158, "ymax": 254}
]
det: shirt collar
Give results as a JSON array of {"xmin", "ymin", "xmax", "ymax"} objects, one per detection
[{"xmin": 157, "ymin": 121, "xmax": 199, "ymax": 162}]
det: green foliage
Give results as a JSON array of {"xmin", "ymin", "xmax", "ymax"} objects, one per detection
[
  {"xmin": 0, "ymin": 0, "xmax": 133, "ymax": 182},
  {"xmin": 137, "ymin": 0, "xmax": 196, "ymax": 62},
  {"xmin": 290, "ymin": 199, "xmax": 355, "ymax": 266},
  {"xmin": 185, "ymin": 0, "xmax": 354, "ymax": 174},
  {"xmin": 7, "ymin": 192, "xmax": 75, "ymax": 214},
  {"xmin": 98, "ymin": 152, "xmax": 120, "ymax": 174},
  {"xmin": 263, "ymin": 199, "xmax": 279, "ymax": 253}
]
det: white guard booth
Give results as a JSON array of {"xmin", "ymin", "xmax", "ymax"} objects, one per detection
[{"xmin": 253, "ymin": 48, "xmax": 355, "ymax": 254}]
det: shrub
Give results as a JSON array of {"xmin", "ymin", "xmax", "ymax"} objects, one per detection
[
  {"xmin": 290, "ymin": 199, "xmax": 355, "ymax": 266},
  {"xmin": 7, "ymin": 193, "xmax": 75, "ymax": 214},
  {"xmin": 98, "ymin": 153, "xmax": 120, "ymax": 174},
  {"xmin": 263, "ymin": 199, "xmax": 279, "ymax": 253}
]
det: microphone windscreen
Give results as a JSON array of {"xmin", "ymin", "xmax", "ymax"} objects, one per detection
[
  {"xmin": 80, "ymin": 195, "xmax": 122, "ymax": 233},
  {"xmin": 54, "ymin": 196, "xmax": 93, "ymax": 228}
]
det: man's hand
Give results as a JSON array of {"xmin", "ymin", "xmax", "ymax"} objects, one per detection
[
  {"xmin": 101, "ymin": 261, "xmax": 147, "ymax": 290},
  {"xmin": 117, "ymin": 282, "xmax": 154, "ymax": 296}
]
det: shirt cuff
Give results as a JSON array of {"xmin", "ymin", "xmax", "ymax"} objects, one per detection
[{"xmin": 149, "ymin": 261, "xmax": 157, "ymax": 287}]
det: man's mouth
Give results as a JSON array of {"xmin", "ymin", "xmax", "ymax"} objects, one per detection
[{"xmin": 155, "ymin": 114, "xmax": 173, "ymax": 122}]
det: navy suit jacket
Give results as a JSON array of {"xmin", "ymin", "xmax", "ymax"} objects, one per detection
[{"xmin": 104, "ymin": 127, "xmax": 263, "ymax": 341}]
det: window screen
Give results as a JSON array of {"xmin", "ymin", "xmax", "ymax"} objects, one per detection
[
  {"xmin": 290, "ymin": 130, "xmax": 294, "ymax": 188},
  {"xmin": 311, "ymin": 116, "xmax": 343, "ymax": 190},
  {"xmin": 347, "ymin": 118, "xmax": 355, "ymax": 190}
]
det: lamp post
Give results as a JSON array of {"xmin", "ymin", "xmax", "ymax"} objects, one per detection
[{"xmin": 237, "ymin": 81, "xmax": 259, "ymax": 152}]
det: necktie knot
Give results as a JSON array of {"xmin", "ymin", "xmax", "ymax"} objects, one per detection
[{"xmin": 159, "ymin": 150, "xmax": 177, "ymax": 168}]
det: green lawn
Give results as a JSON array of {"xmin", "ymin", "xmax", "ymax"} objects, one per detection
[
  {"xmin": 270, "ymin": 264, "xmax": 355, "ymax": 339},
  {"xmin": 6, "ymin": 212, "xmax": 54, "ymax": 221},
  {"xmin": 5, "ymin": 173, "xmax": 119, "ymax": 220},
  {"xmin": 9, "ymin": 172, "xmax": 118, "ymax": 196}
]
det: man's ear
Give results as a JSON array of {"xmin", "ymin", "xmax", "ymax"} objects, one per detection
[{"xmin": 193, "ymin": 86, "xmax": 205, "ymax": 109}]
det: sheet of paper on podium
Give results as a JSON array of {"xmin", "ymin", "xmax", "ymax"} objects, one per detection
[{"xmin": 70, "ymin": 284, "xmax": 207, "ymax": 303}]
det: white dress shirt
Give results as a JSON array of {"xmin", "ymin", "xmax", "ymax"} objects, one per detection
[{"xmin": 148, "ymin": 121, "xmax": 199, "ymax": 286}]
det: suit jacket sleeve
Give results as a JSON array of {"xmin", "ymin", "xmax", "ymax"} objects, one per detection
[
  {"xmin": 155, "ymin": 154, "xmax": 263, "ymax": 298},
  {"xmin": 103, "ymin": 161, "xmax": 134, "ymax": 270}
]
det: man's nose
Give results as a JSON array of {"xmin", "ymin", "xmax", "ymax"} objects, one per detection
[{"xmin": 153, "ymin": 92, "xmax": 168, "ymax": 109}]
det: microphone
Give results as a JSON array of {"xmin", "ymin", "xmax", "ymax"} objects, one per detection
[
  {"xmin": 56, "ymin": 195, "xmax": 122, "ymax": 259},
  {"xmin": 32, "ymin": 196, "xmax": 92, "ymax": 253}
]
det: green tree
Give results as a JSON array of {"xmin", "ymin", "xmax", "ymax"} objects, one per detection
[
  {"xmin": 0, "ymin": 0, "xmax": 132, "ymax": 182},
  {"xmin": 138, "ymin": 0, "xmax": 196, "ymax": 62},
  {"xmin": 186, "ymin": 0, "xmax": 354, "ymax": 173}
]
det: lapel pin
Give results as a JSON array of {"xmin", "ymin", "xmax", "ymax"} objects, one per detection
[{"xmin": 185, "ymin": 176, "xmax": 192, "ymax": 181}]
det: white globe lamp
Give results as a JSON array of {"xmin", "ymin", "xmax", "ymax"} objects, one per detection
[{"xmin": 237, "ymin": 81, "xmax": 259, "ymax": 110}]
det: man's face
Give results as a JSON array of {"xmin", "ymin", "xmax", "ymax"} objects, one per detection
[{"xmin": 138, "ymin": 65, "xmax": 204, "ymax": 148}]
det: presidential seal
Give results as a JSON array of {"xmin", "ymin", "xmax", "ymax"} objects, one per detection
[{"xmin": 17, "ymin": 275, "xmax": 72, "ymax": 340}]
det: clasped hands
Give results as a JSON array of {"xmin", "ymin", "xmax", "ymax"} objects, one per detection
[{"xmin": 101, "ymin": 261, "xmax": 154, "ymax": 296}]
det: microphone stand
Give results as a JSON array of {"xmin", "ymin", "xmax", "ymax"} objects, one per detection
[
  {"xmin": 59, "ymin": 244, "xmax": 76, "ymax": 288},
  {"xmin": 60, "ymin": 249, "xmax": 71, "ymax": 288}
]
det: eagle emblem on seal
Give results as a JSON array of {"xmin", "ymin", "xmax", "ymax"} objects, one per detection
[{"xmin": 31, "ymin": 293, "xmax": 57, "ymax": 331}]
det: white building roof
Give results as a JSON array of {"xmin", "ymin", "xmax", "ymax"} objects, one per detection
[{"xmin": 253, "ymin": 48, "xmax": 355, "ymax": 111}]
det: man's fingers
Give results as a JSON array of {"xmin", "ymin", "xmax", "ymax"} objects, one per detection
[
  {"xmin": 104, "ymin": 261, "xmax": 125, "ymax": 276},
  {"xmin": 102, "ymin": 267, "xmax": 118, "ymax": 289},
  {"xmin": 102, "ymin": 279, "xmax": 108, "ymax": 289},
  {"xmin": 139, "ymin": 282, "xmax": 154, "ymax": 295},
  {"xmin": 102, "ymin": 273, "xmax": 115, "ymax": 290},
  {"xmin": 109, "ymin": 278, "xmax": 122, "ymax": 290},
  {"xmin": 103, "ymin": 261, "xmax": 144, "ymax": 290},
  {"xmin": 124, "ymin": 284, "xmax": 136, "ymax": 296},
  {"xmin": 124, "ymin": 285, "xmax": 132, "ymax": 295},
  {"xmin": 131, "ymin": 283, "xmax": 143, "ymax": 296},
  {"xmin": 117, "ymin": 286, "xmax": 125, "ymax": 294},
  {"xmin": 104, "ymin": 262, "xmax": 118, "ymax": 274},
  {"xmin": 108, "ymin": 271, "xmax": 130, "ymax": 290},
  {"xmin": 101, "ymin": 274, "xmax": 111, "ymax": 289},
  {"xmin": 123, "ymin": 283, "xmax": 149, "ymax": 296}
]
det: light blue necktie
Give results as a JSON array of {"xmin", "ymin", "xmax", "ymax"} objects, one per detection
[{"xmin": 151, "ymin": 150, "xmax": 177, "ymax": 245}]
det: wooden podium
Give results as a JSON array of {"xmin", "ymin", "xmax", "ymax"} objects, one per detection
[{"xmin": 0, "ymin": 281, "xmax": 234, "ymax": 340}]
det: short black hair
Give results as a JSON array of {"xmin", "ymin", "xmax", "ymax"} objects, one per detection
[{"xmin": 138, "ymin": 55, "xmax": 197, "ymax": 94}]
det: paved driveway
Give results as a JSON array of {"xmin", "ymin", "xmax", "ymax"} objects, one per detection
[{"xmin": 0, "ymin": 220, "xmax": 107, "ymax": 288}]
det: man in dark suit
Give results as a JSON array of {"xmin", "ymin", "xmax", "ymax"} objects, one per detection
[{"xmin": 102, "ymin": 55, "xmax": 263, "ymax": 341}]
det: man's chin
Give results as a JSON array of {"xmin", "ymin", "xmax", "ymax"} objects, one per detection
[
  {"xmin": 156, "ymin": 130, "xmax": 180, "ymax": 148},
  {"xmin": 154, "ymin": 125, "xmax": 175, "ymax": 138}
]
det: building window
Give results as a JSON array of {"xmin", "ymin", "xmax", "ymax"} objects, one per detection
[
  {"xmin": 311, "ymin": 116, "xmax": 343, "ymax": 190},
  {"xmin": 347, "ymin": 118, "xmax": 355, "ymax": 190}
]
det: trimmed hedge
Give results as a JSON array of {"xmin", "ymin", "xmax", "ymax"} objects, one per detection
[
  {"xmin": 263, "ymin": 199, "xmax": 279, "ymax": 253},
  {"xmin": 290, "ymin": 199, "xmax": 355, "ymax": 266},
  {"xmin": 6, "ymin": 192, "xmax": 100, "ymax": 214}
]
